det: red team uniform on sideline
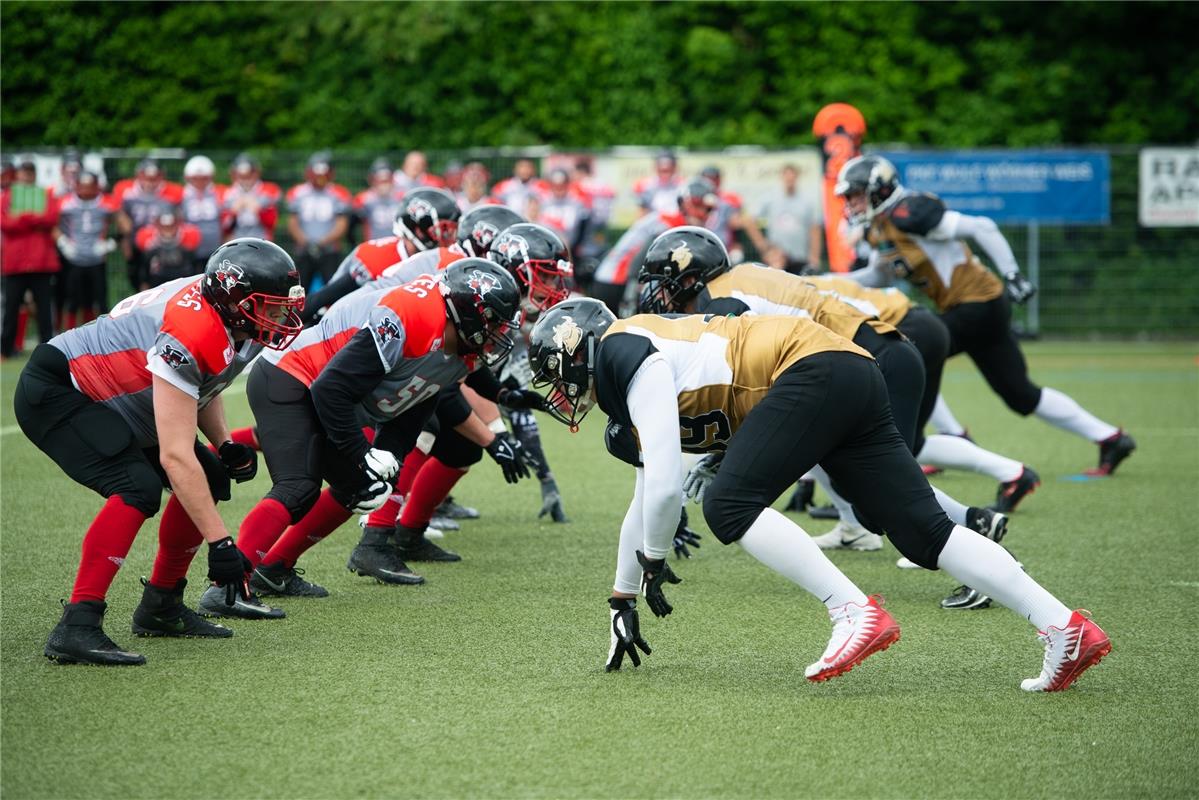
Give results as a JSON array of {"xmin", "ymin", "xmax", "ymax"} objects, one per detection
[{"xmin": 221, "ymin": 180, "xmax": 281, "ymax": 240}]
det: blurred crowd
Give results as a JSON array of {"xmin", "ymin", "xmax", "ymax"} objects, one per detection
[{"xmin": 1, "ymin": 148, "xmax": 824, "ymax": 358}]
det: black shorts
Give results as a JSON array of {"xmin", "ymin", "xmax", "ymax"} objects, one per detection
[
  {"xmin": 896, "ymin": 307, "xmax": 951, "ymax": 451},
  {"xmin": 851, "ymin": 323, "xmax": 925, "ymax": 452},
  {"xmin": 701, "ymin": 351, "xmax": 954, "ymax": 568},
  {"xmin": 14, "ymin": 344, "xmax": 228, "ymax": 517},
  {"xmin": 939, "ymin": 295, "xmax": 1041, "ymax": 415}
]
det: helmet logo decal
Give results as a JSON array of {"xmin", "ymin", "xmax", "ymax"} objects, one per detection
[
  {"xmin": 670, "ymin": 242, "xmax": 693, "ymax": 271},
  {"xmin": 494, "ymin": 234, "xmax": 530, "ymax": 264},
  {"xmin": 213, "ymin": 260, "xmax": 247, "ymax": 292},
  {"xmin": 160, "ymin": 344, "xmax": 191, "ymax": 369},
  {"xmin": 551, "ymin": 315, "xmax": 584, "ymax": 354},
  {"xmin": 408, "ymin": 198, "xmax": 437, "ymax": 223},
  {"xmin": 467, "ymin": 269, "xmax": 500, "ymax": 297},
  {"xmin": 375, "ymin": 315, "xmax": 401, "ymax": 343},
  {"xmin": 472, "ymin": 221, "xmax": 500, "ymax": 248}
]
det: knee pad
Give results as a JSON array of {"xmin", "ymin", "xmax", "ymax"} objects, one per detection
[
  {"xmin": 888, "ymin": 517, "xmax": 953, "ymax": 570},
  {"xmin": 1010, "ymin": 385, "xmax": 1042, "ymax": 417},
  {"xmin": 701, "ymin": 483, "xmax": 763, "ymax": 545},
  {"xmin": 118, "ymin": 462, "xmax": 165, "ymax": 517},
  {"xmin": 430, "ymin": 429, "xmax": 483, "ymax": 469},
  {"xmin": 267, "ymin": 480, "xmax": 322, "ymax": 523}
]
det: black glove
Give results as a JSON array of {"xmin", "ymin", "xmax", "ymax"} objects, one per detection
[
  {"xmin": 605, "ymin": 597, "xmax": 651, "ymax": 672},
  {"xmin": 497, "ymin": 387, "xmax": 547, "ymax": 411},
  {"xmin": 637, "ymin": 549, "xmax": 682, "ymax": 617},
  {"xmin": 217, "ymin": 440, "xmax": 257, "ymax": 483},
  {"xmin": 1005, "ymin": 273, "xmax": 1037, "ymax": 305},
  {"xmin": 207, "ymin": 536, "xmax": 252, "ymax": 605},
  {"xmin": 486, "ymin": 432, "xmax": 531, "ymax": 484},
  {"xmin": 538, "ymin": 477, "xmax": 569, "ymax": 523},
  {"xmin": 673, "ymin": 520, "xmax": 702, "ymax": 560}
]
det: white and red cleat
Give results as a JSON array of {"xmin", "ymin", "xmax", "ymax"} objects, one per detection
[
  {"xmin": 805, "ymin": 595, "xmax": 900, "ymax": 682},
  {"xmin": 1020, "ymin": 610, "xmax": 1111, "ymax": 692}
]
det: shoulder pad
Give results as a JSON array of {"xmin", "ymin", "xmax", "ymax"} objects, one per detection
[{"xmin": 888, "ymin": 193, "xmax": 945, "ymax": 236}]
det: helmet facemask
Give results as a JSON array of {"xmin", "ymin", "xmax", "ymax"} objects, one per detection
[
  {"xmin": 532, "ymin": 333, "xmax": 597, "ymax": 431},
  {"xmin": 242, "ymin": 286, "xmax": 306, "ymax": 350}
]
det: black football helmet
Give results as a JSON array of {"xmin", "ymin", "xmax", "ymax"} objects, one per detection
[
  {"xmin": 835, "ymin": 155, "xmax": 901, "ymax": 225},
  {"xmin": 527, "ymin": 298, "xmax": 615, "ymax": 430},
  {"xmin": 678, "ymin": 177, "xmax": 720, "ymax": 221},
  {"xmin": 440, "ymin": 258, "xmax": 522, "ymax": 367},
  {"xmin": 394, "ymin": 187, "xmax": 461, "ymax": 251},
  {"xmin": 457, "ymin": 205, "xmax": 526, "ymax": 258},
  {"xmin": 201, "ymin": 238, "xmax": 304, "ymax": 350},
  {"xmin": 637, "ymin": 225, "xmax": 730, "ymax": 313},
  {"xmin": 487, "ymin": 223, "xmax": 574, "ymax": 311}
]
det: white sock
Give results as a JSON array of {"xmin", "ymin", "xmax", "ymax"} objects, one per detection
[
  {"xmin": 918, "ymin": 435, "xmax": 1024, "ymax": 482},
  {"xmin": 930, "ymin": 394, "xmax": 966, "ymax": 436},
  {"xmin": 1034, "ymin": 387, "xmax": 1118, "ymax": 443},
  {"xmin": 739, "ymin": 508, "xmax": 868, "ymax": 610},
  {"xmin": 931, "ymin": 486, "xmax": 969, "ymax": 526},
  {"xmin": 935, "ymin": 526, "xmax": 1072, "ymax": 630},
  {"xmin": 809, "ymin": 465, "xmax": 861, "ymax": 527}
]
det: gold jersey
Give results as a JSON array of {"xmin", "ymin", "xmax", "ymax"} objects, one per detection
[
  {"xmin": 801, "ymin": 274, "xmax": 914, "ymax": 328},
  {"xmin": 867, "ymin": 192, "xmax": 1003, "ymax": 311},
  {"xmin": 697, "ymin": 263, "xmax": 897, "ymax": 340},
  {"xmin": 596, "ymin": 312, "xmax": 871, "ymax": 452}
]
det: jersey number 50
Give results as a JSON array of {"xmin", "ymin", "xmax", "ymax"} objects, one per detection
[{"xmin": 679, "ymin": 410, "xmax": 731, "ymax": 452}]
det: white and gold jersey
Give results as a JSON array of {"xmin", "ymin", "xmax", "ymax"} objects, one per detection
[
  {"xmin": 595, "ymin": 313, "xmax": 871, "ymax": 453},
  {"xmin": 800, "ymin": 274, "xmax": 914, "ymax": 328}
]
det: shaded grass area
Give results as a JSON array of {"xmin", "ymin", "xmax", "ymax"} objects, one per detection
[{"xmin": 1, "ymin": 342, "xmax": 1197, "ymax": 799}]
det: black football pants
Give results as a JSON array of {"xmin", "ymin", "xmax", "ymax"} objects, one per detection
[
  {"xmin": 701, "ymin": 351, "xmax": 955, "ymax": 569},
  {"xmin": 895, "ymin": 307, "xmax": 952, "ymax": 453},
  {"xmin": 850, "ymin": 323, "xmax": 926, "ymax": 453},
  {"xmin": 939, "ymin": 295, "xmax": 1042, "ymax": 416}
]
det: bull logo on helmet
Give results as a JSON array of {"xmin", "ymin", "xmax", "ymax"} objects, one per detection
[
  {"xmin": 669, "ymin": 242, "xmax": 693, "ymax": 273},
  {"xmin": 551, "ymin": 316, "xmax": 584, "ymax": 354},
  {"xmin": 212, "ymin": 260, "xmax": 247, "ymax": 292},
  {"xmin": 375, "ymin": 315, "xmax": 401, "ymax": 343},
  {"xmin": 468, "ymin": 270, "xmax": 500, "ymax": 297}
]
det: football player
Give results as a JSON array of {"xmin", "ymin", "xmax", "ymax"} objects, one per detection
[
  {"xmin": 636, "ymin": 227, "xmax": 1008, "ymax": 557},
  {"xmin": 14, "ymin": 239, "xmax": 304, "ymax": 665},
  {"xmin": 528, "ymin": 299, "xmax": 1111, "ymax": 692},
  {"xmin": 837, "ymin": 155, "xmax": 1135, "ymax": 476},
  {"xmin": 300, "ymin": 187, "xmax": 461, "ymax": 323},
  {"xmin": 225, "ymin": 260, "xmax": 527, "ymax": 606}
]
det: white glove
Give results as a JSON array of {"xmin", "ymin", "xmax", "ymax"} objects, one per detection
[
  {"xmin": 363, "ymin": 447, "xmax": 400, "ymax": 482},
  {"xmin": 682, "ymin": 452, "xmax": 724, "ymax": 505},
  {"xmin": 101, "ymin": 237, "xmax": 118, "ymax": 255},
  {"xmin": 58, "ymin": 238, "xmax": 78, "ymax": 261},
  {"xmin": 350, "ymin": 480, "xmax": 393, "ymax": 514}
]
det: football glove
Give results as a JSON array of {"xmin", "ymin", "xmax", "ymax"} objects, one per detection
[
  {"xmin": 605, "ymin": 597, "xmax": 651, "ymax": 672},
  {"xmin": 57, "ymin": 238, "xmax": 79, "ymax": 261},
  {"xmin": 673, "ymin": 521, "xmax": 702, "ymax": 560},
  {"xmin": 207, "ymin": 536, "xmax": 252, "ymax": 605},
  {"xmin": 349, "ymin": 480, "xmax": 392, "ymax": 514},
  {"xmin": 218, "ymin": 440, "xmax": 258, "ymax": 483},
  {"xmin": 486, "ymin": 432, "xmax": 530, "ymax": 484},
  {"xmin": 497, "ymin": 387, "xmax": 546, "ymax": 411},
  {"xmin": 682, "ymin": 452, "xmax": 723, "ymax": 505},
  {"xmin": 637, "ymin": 550, "xmax": 682, "ymax": 617},
  {"xmin": 538, "ymin": 477, "xmax": 569, "ymax": 523},
  {"xmin": 363, "ymin": 447, "xmax": 400, "ymax": 482},
  {"xmin": 1005, "ymin": 273, "xmax": 1037, "ymax": 305}
]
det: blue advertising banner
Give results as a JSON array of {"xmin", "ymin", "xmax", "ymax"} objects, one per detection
[{"xmin": 880, "ymin": 150, "xmax": 1110, "ymax": 224}]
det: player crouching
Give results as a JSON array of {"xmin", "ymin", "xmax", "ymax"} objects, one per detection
[{"xmin": 15, "ymin": 239, "xmax": 304, "ymax": 665}]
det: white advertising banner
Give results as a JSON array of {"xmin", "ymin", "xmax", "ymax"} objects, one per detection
[{"xmin": 1139, "ymin": 147, "xmax": 1199, "ymax": 227}]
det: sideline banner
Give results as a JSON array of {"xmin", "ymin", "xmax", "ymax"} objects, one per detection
[{"xmin": 1138, "ymin": 148, "xmax": 1199, "ymax": 227}]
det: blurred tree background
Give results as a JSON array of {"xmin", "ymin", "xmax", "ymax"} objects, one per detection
[{"xmin": 3, "ymin": 0, "xmax": 1197, "ymax": 150}]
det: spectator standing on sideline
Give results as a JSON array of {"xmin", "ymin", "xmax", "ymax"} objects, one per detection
[
  {"xmin": 2, "ymin": 156, "xmax": 60, "ymax": 357},
  {"xmin": 456, "ymin": 163, "xmax": 495, "ymax": 213},
  {"xmin": 52, "ymin": 150, "xmax": 83, "ymax": 199},
  {"xmin": 633, "ymin": 151, "xmax": 683, "ymax": 217},
  {"xmin": 354, "ymin": 158, "xmax": 403, "ymax": 241},
  {"xmin": 221, "ymin": 153, "xmax": 280, "ymax": 241},
  {"xmin": 287, "ymin": 152, "xmax": 351, "ymax": 291},
  {"xmin": 571, "ymin": 159, "xmax": 614, "ymax": 262},
  {"xmin": 394, "ymin": 150, "xmax": 445, "ymax": 192},
  {"xmin": 179, "ymin": 156, "xmax": 224, "ymax": 265},
  {"xmin": 114, "ymin": 158, "xmax": 182, "ymax": 289},
  {"xmin": 757, "ymin": 163, "xmax": 824, "ymax": 274},
  {"xmin": 493, "ymin": 158, "xmax": 547, "ymax": 218},
  {"xmin": 53, "ymin": 171, "xmax": 117, "ymax": 327},
  {"xmin": 697, "ymin": 165, "xmax": 766, "ymax": 264},
  {"xmin": 538, "ymin": 168, "xmax": 590, "ymax": 255},
  {"xmin": 134, "ymin": 212, "xmax": 202, "ymax": 289},
  {"xmin": 51, "ymin": 151, "xmax": 85, "ymax": 327}
]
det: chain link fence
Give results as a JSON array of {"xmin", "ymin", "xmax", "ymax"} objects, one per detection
[{"xmin": 12, "ymin": 145, "xmax": 1199, "ymax": 339}]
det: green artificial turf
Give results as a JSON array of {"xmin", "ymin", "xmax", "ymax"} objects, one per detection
[{"xmin": 1, "ymin": 341, "xmax": 1196, "ymax": 799}]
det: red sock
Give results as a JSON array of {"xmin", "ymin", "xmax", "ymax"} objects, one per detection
[
  {"xmin": 14, "ymin": 308, "xmax": 29, "ymax": 353},
  {"xmin": 149, "ymin": 494, "xmax": 205, "ymax": 588},
  {"xmin": 364, "ymin": 492, "xmax": 403, "ymax": 529},
  {"xmin": 229, "ymin": 426, "xmax": 260, "ymax": 450},
  {"xmin": 262, "ymin": 489, "xmax": 351, "ymax": 567},
  {"xmin": 400, "ymin": 458, "xmax": 467, "ymax": 529},
  {"xmin": 365, "ymin": 448, "xmax": 429, "ymax": 528},
  {"xmin": 70, "ymin": 496, "xmax": 149, "ymax": 603},
  {"xmin": 237, "ymin": 498, "xmax": 292, "ymax": 568}
]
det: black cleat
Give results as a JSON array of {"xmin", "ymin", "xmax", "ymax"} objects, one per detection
[
  {"xmin": 197, "ymin": 584, "xmax": 285, "ymax": 619},
  {"xmin": 940, "ymin": 585, "xmax": 993, "ymax": 610},
  {"xmin": 785, "ymin": 479, "xmax": 815, "ymax": 512},
  {"xmin": 251, "ymin": 561, "xmax": 329, "ymax": 598},
  {"xmin": 966, "ymin": 507, "xmax": 1008, "ymax": 543},
  {"xmin": 45, "ymin": 600, "xmax": 146, "ymax": 665},
  {"xmin": 1086, "ymin": 430, "xmax": 1136, "ymax": 476},
  {"xmin": 435, "ymin": 495, "xmax": 480, "ymax": 520},
  {"xmin": 990, "ymin": 466, "xmax": 1041, "ymax": 513},
  {"xmin": 396, "ymin": 524, "xmax": 461, "ymax": 562},
  {"xmin": 808, "ymin": 503, "xmax": 839, "ymax": 520},
  {"xmin": 132, "ymin": 578, "xmax": 232, "ymax": 638},
  {"xmin": 348, "ymin": 527, "xmax": 426, "ymax": 585}
]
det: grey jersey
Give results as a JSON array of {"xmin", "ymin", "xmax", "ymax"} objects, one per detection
[
  {"xmin": 180, "ymin": 184, "xmax": 223, "ymax": 259},
  {"xmin": 49, "ymin": 276, "xmax": 261, "ymax": 447},
  {"xmin": 57, "ymin": 193, "xmax": 115, "ymax": 266}
]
